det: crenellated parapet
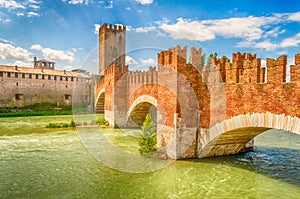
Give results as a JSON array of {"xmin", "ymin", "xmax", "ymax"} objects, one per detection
[
  {"xmin": 290, "ymin": 54, "xmax": 300, "ymax": 82},
  {"xmin": 99, "ymin": 23, "xmax": 126, "ymax": 34},
  {"xmin": 158, "ymin": 45, "xmax": 187, "ymax": 70},
  {"xmin": 267, "ymin": 55, "xmax": 287, "ymax": 83},
  {"xmin": 128, "ymin": 66, "xmax": 158, "ymax": 86},
  {"xmin": 190, "ymin": 47, "xmax": 202, "ymax": 70}
]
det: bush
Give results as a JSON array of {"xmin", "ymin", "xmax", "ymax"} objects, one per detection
[
  {"xmin": 98, "ymin": 118, "xmax": 109, "ymax": 126},
  {"xmin": 138, "ymin": 114, "xmax": 157, "ymax": 154},
  {"xmin": 45, "ymin": 120, "xmax": 76, "ymax": 128},
  {"xmin": 70, "ymin": 119, "xmax": 76, "ymax": 127}
]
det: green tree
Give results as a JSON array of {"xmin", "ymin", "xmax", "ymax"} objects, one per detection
[
  {"xmin": 206, "ymin": 53, "xmax": 213, "ymax": 67},
  {"xmin": 138, "ymin": 114, "xmax": 157, "ymax": 154},
  {"xmin": 221, "ymin": 55, "xmax": 229, "ymax": 61},
  {"xmin": 201, "ymin": 54, "xmax": 206, "ymax": 67}
]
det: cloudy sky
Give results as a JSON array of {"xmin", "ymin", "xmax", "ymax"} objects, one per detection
[{"xmin": 0, "ymin": 0, "xmax": 300, "ymax": 73}]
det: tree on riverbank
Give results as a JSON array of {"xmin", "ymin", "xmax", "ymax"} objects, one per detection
[{"xmin": 138, "ymin": 114, "xmax": 157, "ymax": 154}]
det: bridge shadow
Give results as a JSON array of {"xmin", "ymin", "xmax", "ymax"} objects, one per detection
[{"xmin": 188, "ymin": 146, "xmax": 300, "ymax": 186}]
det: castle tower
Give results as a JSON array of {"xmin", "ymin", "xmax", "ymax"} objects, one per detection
[{"xmin": 99, "ymin": 23, "xmax": 126, "ymax": 76}]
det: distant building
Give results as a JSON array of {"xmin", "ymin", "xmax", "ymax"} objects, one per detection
[{"xmin": 0, "ymin": 57, "xmax": 92, "ymax": 108}]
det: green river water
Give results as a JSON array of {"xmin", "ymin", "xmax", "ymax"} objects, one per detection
[{"xmin": 0, "ymin": 115, "xmax": 299, "ymax": 198}]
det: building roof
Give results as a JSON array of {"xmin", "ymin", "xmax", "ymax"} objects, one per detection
[{"xmin": 0, "ymin": 64, "xmax": 81, "ymax": 77}]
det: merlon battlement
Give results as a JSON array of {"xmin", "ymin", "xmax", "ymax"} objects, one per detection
[
  {"xmin": 128, "ymin": 66, "xmax": 158, "ymax": 85},
  {"xmin": 104, "ymin": 63, "xmax": 128, "ymax": 76},
  {"xmin": 99, "ymin": 23, "xmax": 126, "ymax": 33},
  {"xmin": 232, "ymin": 52, "xmax": 256, "ymax": 62}
]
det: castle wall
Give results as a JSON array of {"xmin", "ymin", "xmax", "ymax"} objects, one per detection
[{"xmin": 0, "ymin": 66, "xmax": 91, "ymax": 108}]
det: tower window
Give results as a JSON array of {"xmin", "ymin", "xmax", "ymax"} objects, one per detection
[
  {"xmin": 0, "ymin": 72, "xmax": 3, "ymax": 77},
  {"xmin": 36, "ymin": 74, "xmax": 39, "ymax": 79},
  {"xmin": 15, "ymin": 73, "xmax": 18, "ymax": 78},
  {"xmin": 7, "ymin": 72, "xmax": 11, "ymax": 77},
  {"xmin": 54, "ymin": 76, "xmax": 57, "ymax": 80},
  {"xmin": 22, "ymin": 73, "xmax": 25, "ymax": 78},
  {"xmin": 42, "ymin": 74, "xmax": 45, "ymax": 79},
  {"xmin": 15, "ymin": 94, "xmax": 23, "ymax": 100},
  {"xmin": 48, "ymin": 75, "xmax": 51, "ymax": 80},
  {"xmin": 29, "ymin": 74, "xmax": 32, "ymax": 79},
  {"xmin": 60, "ymin": 76, "xmax": 63, "ymax": 81}
]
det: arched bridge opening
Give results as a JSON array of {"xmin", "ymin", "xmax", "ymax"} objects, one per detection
[
  {"xmin": 198, "ymin": 113, "xmax": 300, "ymax": 158},
  {"xmin": 95, "ymin": 92, "xmax": 105, "ymax": 113},
  {"xmin": 127, "ymin": 102, "xmax": 157, "ymax": 128}
]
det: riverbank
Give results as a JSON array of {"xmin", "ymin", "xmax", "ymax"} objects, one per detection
[
  {"xmin": 0, "ymin": 115, "xmax": 299, "ymax": 198},
  {"xmin": 0, "ymin": 103, "xmax": 74, "ymax": 118}
]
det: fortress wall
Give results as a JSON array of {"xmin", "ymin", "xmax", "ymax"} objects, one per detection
[{"xmin": 0, "ymin": 68, "xmax": 90, "ymax": 107}]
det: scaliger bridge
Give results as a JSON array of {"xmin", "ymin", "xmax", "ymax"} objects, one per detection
[{"xmin": 93, "ymin": 24, "xmax": 300, "ymax": 160}]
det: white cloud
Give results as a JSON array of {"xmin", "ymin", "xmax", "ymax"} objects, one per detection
[
  {"xmin": 160, "ymin": 15, "xmax": 284, "ymax": 42},
  {"xmin": 29, "ymin": 4, "xmax": 40, "ymax": 9},
  {"xmin": 203, "ymin": 16, "xmax": 281, "ymax": 41},
  {"xmin": 0, "ymin": 0, "xmax": 25, "ymax": 9},
  {"xmin": 16, "ymin": 12, "xmax": 24, "ymax": 16},
  {"xmin": 94, "ymin": 24, "xmax": 101, "ymax": 34},
  {"xmin": 236, "ymin": 40, "xmax": 278, "ymax": 51},
  {"xmin": 27, "ymin": 11, "xmax": 39, "ymax": 17},
  {"xmin": 42, "ymin": 48, "xmax": 74, "ymax": 62},
  {"xmin": 126, "ymin": 25, "xmax": 132, "ymax": 31},
  {"xmin": 30, "ymin": 44, "xmax": 74, "ymax": 62},
  {"xmin": 287, "ymin": 12, "xmax": 300, "ymax": 22},
  {"xmin": 125, "ymin": 7, "xmax": 131, "ymax": 10},
  {"xmin": 160, "ymin": 18, "xmax": 215, "ymax": 41},
  {"xmin": 0, "ymin": 18, "xmax": 11, "ymax": 23},
  {"xmin": 0, "ymin": 43, "xmax": 32, "ymax": 61},
  {"xmin": 254, "ymin": 41, "xmax": 278, "ymax": 51},
  {"xmin": 0, "ymin": 38, "xmax": 13, "ymax": 44},
  {"xmin": 263, "ymin": 27, "xmax": 286, "ymax": 38},
  {"xmin": 277, "ymin": 50, "xmax": 288, "ymax": 55},
  {"xmin": 28, "ymin": 0, "xmax": 40, "ymax": 3},
  {"xmin": 13, "ymin": 60, "xmax": 32, "ymax": 67},
  {"xmin": 140, "ymin": 58, "xmax": 155, "ymax": 65},
  {"xmin": 30, "ymin": 44, "xmax": 43, "ymax": 51},
  {"xmin": 135, "ymin": 26, "xmax": 156, "ymax": 33},
  {"xmin": 135, "ymin": 0, "xmax": 153, "ymax": 5},
  {"xmin": 280, "ymin": 33, "xmax": 300, "ymax": 47},
  {"xmin": 126, "ymin": 56, "xmax": 137, "ymax": 65},
  {"xmin": 68, "ymin": 0, "xmax": 89, "ymax": 5}
]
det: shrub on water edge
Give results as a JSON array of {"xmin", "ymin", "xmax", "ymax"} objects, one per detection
[
  {"xmin": 46, "ymin": 120, "xmax": 77, "ymax": 128},
  {"xmin": 98, "ymin": 118, "xmax": 109, "ymax": 126},
  {"xmin": 46, "ymin": 123, "xmax": 60, "ymax": 128},
  {"xmin": 70, "ymin": 119, "xmax": 76, "ymax": 127},
  {"xmin": 138, "ymin": 114, "xmax": 157, "ymax": 154}
]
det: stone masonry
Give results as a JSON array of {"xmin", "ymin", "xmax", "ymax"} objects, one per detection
[{"xmin": 96, "ymin": 23, "xmax": 300, "ymax": 159}]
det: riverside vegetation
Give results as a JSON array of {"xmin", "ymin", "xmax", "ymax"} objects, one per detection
[
  {"xmin": 138, "ymin": 114, "xmax": 157, "ymax": 154},
  {"xmin": 46, "ymin": 118, "xmax": 109, "ymax": 128},
  {"xmin": 0, "ymin": 103, "xmax": 73, "ymax": 117}
]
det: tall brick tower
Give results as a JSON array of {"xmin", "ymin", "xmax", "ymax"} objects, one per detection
[{"xmin": 99, "ymin": 23, "xmax": 126, "ymax": 75}]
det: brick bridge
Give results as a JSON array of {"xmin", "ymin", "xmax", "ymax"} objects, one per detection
[{"xmin": 94, "ymin": 24, "xmax": 300, "ymax": 159}]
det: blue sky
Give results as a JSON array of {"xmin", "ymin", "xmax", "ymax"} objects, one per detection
[{"xmin": 0, "ymin": 0, "xmax": 300, "ymax": 74}]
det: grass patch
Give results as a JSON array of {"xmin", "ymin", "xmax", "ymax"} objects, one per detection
[
  {"xmin": 46, "ymin": 119, "xmax": 76, "ymax": 128},
  {"xmin": 0, "ymin": 103, "xmax": 73, "ymax": 118}
]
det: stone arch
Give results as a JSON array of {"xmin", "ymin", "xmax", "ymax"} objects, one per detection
[
  {"xmin": 127, "ymin": 95, "xmax": 157, "ymax": 127},
  {"xmin": 198, "ymin": 112, "xmax": 300, "ymax": 158},
  {"xmin": 95, "ymin": 88, "xmax": 105, "ymax": 113},
  {"xmin": 128, "ymin": 84, "xmax": 181, "ymax": 127}
]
